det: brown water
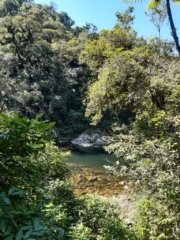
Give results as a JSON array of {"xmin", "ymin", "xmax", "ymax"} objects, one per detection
[{"xmin": 64, "ymin": 147, "xmax": 132, "ymax": 197}]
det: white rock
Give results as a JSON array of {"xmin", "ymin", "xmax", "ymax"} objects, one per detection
[
  {"xmin": 71, "ymin": 130, "xmax": 106, "ymax": 147},
  {"xmin": 124, "ymin": 185, "xmax": 129, "ymax": 190},
  {"xmin": 120, "ymin": 181, "xmax": 125, "ymax": 186}
]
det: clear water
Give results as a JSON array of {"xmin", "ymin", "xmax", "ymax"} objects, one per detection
[{"xmin": 65, "ymin": 147, "xmax": 117, "ymax": 169}]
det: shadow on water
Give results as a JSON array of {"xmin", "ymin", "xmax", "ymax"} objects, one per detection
[{"xmin": 65, "ymin": 145, "xmax": 117, "ymax": 170}]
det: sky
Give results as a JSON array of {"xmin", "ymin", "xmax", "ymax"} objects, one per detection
[{"xmin": 34, "ymin": 0, "xmax": 180, "ymax": 41}]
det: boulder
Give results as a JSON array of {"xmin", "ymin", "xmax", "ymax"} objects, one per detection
[
  {"xmin": 71, "ymin": 130, "xmax": 108, "ymax": 148},
  {"xmin": 94, "ymin": 138, "xmax": 104, "ymax": 146}
]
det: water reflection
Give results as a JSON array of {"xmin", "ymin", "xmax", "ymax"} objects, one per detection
[{"xmin": 65, "ymin": 146, "xmax": 117, "ymax": 169}]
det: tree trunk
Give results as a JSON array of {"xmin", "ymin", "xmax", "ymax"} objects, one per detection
[{"xmin": 166, "ymin": 0, "xmax": 180, "ymax": 56}]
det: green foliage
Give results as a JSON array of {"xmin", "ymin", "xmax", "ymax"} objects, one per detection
[
  {"xmin": 84, "ymin": 45, "xmax": 155, "ymax": 124},
  {"xmin": 123, "ymin": 0, "xmax": 180, "ymax": 55},
  {"xmin": 99, "ymin": 56, "xmax": 180, "ymax": 239},
  {"xmin": 79, "ymin": 28, "xmax": 137, "ymax": 70},
  {"xmin": 115, "ymin": 6, "xmax": 135, "ymax": 30},
  {"xmin": 135, "ymin": 196, "xmax": 180, "ymax": 240},
  {"xmin": 0, "ymin": 112, "xmax": 137, "ymax": 239},
  {"xmin": 0, "ymin": 1, "xmax": 93, "ymax": 137},
  {"xmin": 0, "ymin": 113, "xmax": 71, "ymax": 239},
  {"xmin": 69, "ymin": 194, "xmax": 137, "ymax": 240},
  {"xmin": 2, "ymin": 3, "xmax": 180, "ymax": 240},
  {"xmin": 81, "ymin": 7, "xmax": 180, "ymax": 240}
]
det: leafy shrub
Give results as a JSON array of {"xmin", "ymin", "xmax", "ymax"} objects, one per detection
[
  {"xmin": 0, "ymin": 113, "xmax": 137, "ymax": 240},
  {"xmin": 0, "ymin": 113, "xmax": 70, "ymax": 239},
  {"xmin": 69, "ymin": 194, "xmax": 137, "ymax": 240}
]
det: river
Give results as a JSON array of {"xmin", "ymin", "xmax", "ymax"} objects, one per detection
[
  {"xmin": 62, "ymin": 146, "xmax": 131, "ymax": 197},
  {"xmin": 66, "ymin": 147, "xmax": 117, "ymax": 169}
]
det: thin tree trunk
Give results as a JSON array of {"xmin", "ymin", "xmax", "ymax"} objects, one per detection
[{"xmin": 166, "ymin": 0, "xmax": 180, "ymax": 56}]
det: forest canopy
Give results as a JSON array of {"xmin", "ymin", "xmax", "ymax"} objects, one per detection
[
  {"xmin": 0, "ymin": 1, "xmax": 180, "ymax": 239},
  {"xmin": 0, "ymin": 0, "xmax": 96, "ymax": 137}
]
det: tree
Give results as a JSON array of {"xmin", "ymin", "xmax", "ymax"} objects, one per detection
[
  {"xmin": 145, "ymin": 4, "xmax": 167, "ymax": 41},
  {"xmin": 123, "ymin": 0, "xmax": 180, "ymax": 56},
  {"xmin": 82, "ymin": 7, "xmax": 180, "ymax": 239},
  {"xmin": 145, "ymin": 4, "xmax": 168, "ymax": 61},
  {"xmin": 115, "ymin": 6, "xmax": 135, "ymax": 30},
  {"xmin": 164, "ymin": 0, "xmax": 180, "ymax": 55},
  {"xmin": 0, "ymin": 1, "xmax": 93, "ymax": 137}
]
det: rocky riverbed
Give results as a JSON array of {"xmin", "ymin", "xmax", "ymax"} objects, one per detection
[
  {"xmin": 68, "ymin": 163, "xmax": 133, "ymax": 197},
  {"xmin": 68, "ymin": 162, "xmax": 135, "ymax": 224}
]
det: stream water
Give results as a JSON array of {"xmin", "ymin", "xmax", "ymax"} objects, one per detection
[
  {"xmin": 66, "ymin": 147, "xmax": 117, "ymax": 169},
  {"xmin": 61, "ymin": 146, "xmax": 131, "ymax": 197}
]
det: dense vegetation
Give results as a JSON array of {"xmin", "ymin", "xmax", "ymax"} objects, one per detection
[
  {"xmin": 0, "ymin": 0, "xmax": 180, "ymax": 239},
  {"xmin": 82, "ymin": 5, "xmax": 180, "ymax": 240},
  {"xmin": 0, "ymin": 0, "xmax": 97, "ymax": 137},
  {"xmin": 0, "ymin": 113, "xmax": 136, "ymax": 239}
]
